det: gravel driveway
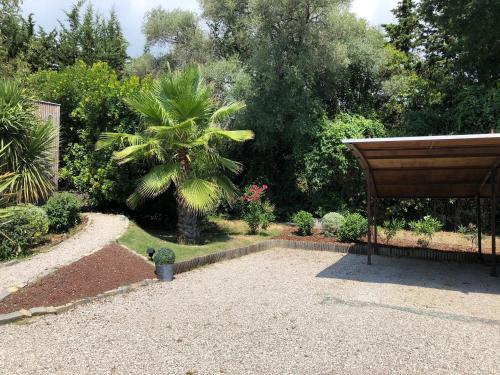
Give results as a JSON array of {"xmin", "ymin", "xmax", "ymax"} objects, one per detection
[
  {"xmin": 0, "ymin": 213, "xmax": 128, "ymax": 289},
  {"xmin": 1, "ymin": 249, "xmax": 499, "ymax": 374}
]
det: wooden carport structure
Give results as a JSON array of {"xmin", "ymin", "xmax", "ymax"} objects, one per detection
[{"xmin": 343, "ymin": 134, "xmax": 500, "ymax": 276}]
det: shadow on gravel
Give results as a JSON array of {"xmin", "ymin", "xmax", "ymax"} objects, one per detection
[{"xmin": 316, "ymin": 254, "xmax": 500, "ymax": 295}]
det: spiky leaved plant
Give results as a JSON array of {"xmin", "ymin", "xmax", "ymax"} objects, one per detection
[{"xmin": 0, "ymin": 79, "xmax": 56, "ymax": 204}]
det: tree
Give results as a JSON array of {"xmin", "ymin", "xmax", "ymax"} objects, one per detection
[
  {"xmin": 200, "ymin": 0, "xmax": 252, "ymax": 60},
  {"xmin": 57, "ymin": 1, "xmax": 128, "ymax": 72},
  {"xmin": 0, "ymin": 0, "xmax": 32, "ymax": 75},
  {"xmin": 384, "ymin": 0, "xmax": 500, "ymax": 136},
  {"xmin": 299, "ymin": 114, "xmax": 385, "ymax": 213},
  {"xmin": 234, "ymin": 0, "xmax": 388, "ymax": 212},
  {"xmin": 97, "ymin": 67, "xmax": 254, "ymax": 243},
  {"xmin": 142, "ymin": 8, "xmax": 209, "ymax": 68},
  {"xmin": 383, "ymin": 0, "xmax": 419, "ymax": 56},
  {"xmin": 29, "ymin": 61, "xmax": 148, "ymax": 207},
  {"xmin": 0, "ymin": 79, "xmax": 56, "ymax": 203}
]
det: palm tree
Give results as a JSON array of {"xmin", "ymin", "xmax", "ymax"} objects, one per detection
[
  {"xmin": 0, "ymin": 79, "xmax": 56, "ymax": 204},
  {"xmin": 97, "ymin": 67, "xmax": 254, "ymax": 243}
]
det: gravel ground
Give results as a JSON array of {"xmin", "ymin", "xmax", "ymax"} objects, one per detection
[
  {"xmin": 0, "ymin": 213, "xmax": 128, "ymax": 289},
  {"xmin": 1, "ymin": 249, "xmax": 499, "ymax": 375}
]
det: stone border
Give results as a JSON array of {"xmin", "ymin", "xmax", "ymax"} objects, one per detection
[
  {"xmin": 172, "ymin": 239, "xmax": 488, "ymax": 276},
  {"xmin": 0, "ymin": 279, "xmax": 158, "ymax": 325},
  {"xmin": 1, "ymin": 238, "xmax": 489, "ymax": 325}
]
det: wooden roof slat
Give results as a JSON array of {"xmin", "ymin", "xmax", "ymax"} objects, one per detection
[
  {"xmin": 343, "ymin": 133, "xmax": 500, "ymax": 199},
  {"xmin": 369, "ymin": 156, "xmax": 497, "ymax": 170}
]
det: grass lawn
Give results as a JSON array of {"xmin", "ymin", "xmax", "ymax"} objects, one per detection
[{"xmin": 118, "ymin": 217, "xmax": 288, "ymax": 263}]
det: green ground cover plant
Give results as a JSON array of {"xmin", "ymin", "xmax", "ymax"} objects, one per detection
[
  {"xmin": 336, "ymin": 213, "xmax": 367, "ymax": 242},
  {"xmin": 321, "ymin": 212, "xmax": 345, "ymax": 237},
  {"xmin": 292, "ymin": 211, "xmax": 314, "ymax": 236},
  {"xmin": 44, "ymin": 192, "xmax": 82, "ymax": 233},
  {"xmin": 409, "ymin": 216, "xmax": 443, "ymax": 247}
]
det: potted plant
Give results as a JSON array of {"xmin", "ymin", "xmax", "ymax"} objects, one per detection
[{"xmin": 152, "ymin": 247, "xmax": 175, "ymax": 281}]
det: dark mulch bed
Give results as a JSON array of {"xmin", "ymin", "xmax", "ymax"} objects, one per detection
[
  {"xmin": 275, "ymin": 227, "xmax": 341, "ymax": 244},
  {"xmin": 0, "ymin": 244, "xmax": 155, "ymax": 314}
]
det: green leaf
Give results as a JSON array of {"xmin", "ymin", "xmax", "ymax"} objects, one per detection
[
  {"xmin": 209, "ymin": 102, "xmax": 246, "ymax": 124},
  {"xmin": 177, "ymin": 177, "xmax": 219, "ymax": 213},
  {"xmin": 134, "ymin": 163, "xmax": 180, "ymax": 200}
]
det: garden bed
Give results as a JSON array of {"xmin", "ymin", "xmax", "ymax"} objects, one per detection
[
  {"xmin": 0, "ymin": 244, "xmax": 155, "ymax": 314},
  {"xmin": 275, "ymin": 227, "xmax": 493, "ymax": 254}
]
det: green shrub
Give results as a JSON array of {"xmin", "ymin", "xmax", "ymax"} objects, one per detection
[
  {"xmin": 0, "ymin": 205, "xmax": 49, "ymax": 260},
  {"xmin": 409, "ymin": 216, "xmax": 442, "ymax": 247},
  {"xmin": 292, "ymin": 210, "xmax": 315, "ymax": 236},
  {"xmin": 337, "ymin": 212, "xmax": 367, "ymax": 242},
  {"xmin": 458, "ymin": 223, "xmax": 480, "ymax": 251},
  {"xmin": 44, "ymin": 192, "xmax": 82, "ymax": 233},
  {"xmin": 243, "ymin": 201, "xmax": 264, "ymax": 234},
  {"xmin": 241, "ymin": 183, "xmax": 275, "ymax": 234},
  {"xmin": 321, "ymin": 212, "xmax": 345, "ymax": 237},
  {"xmin": 153, "ymin": 247, "xmax": 176, "ymax": 265},
  {"xmin": 382, "ymin": 219, "xmax": 405, "ymax": 244}
]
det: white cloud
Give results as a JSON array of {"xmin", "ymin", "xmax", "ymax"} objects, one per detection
[
  {"xmin": 351, "ymin": 0, "xmax": 398, "ymax": 26},
  {"xmin": 22, "ymin": 0, "xmax": 397, "ymax": 57}
]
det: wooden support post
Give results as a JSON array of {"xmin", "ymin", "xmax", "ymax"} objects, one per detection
[
  {"xmin": 477, "ymin": 196, "xmax": 482, "ymax": 262},
  {"xmin": 491, "ymin": 169, "xmax": 498, "ymax": 277},
  {"xmin": 374, "ymin": 198, "xmax": 378, "ymax": 255},
  {"xmin": 367, "ymin": 170, "xmax": 373, "ymax": 265}
]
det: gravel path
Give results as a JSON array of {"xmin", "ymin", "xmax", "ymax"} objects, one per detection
[
  {"xmin": 0, "ymin": 213, "xmax": 128, "ymax": 290},
  {"xmin": 1, "ymin": 249, "xmax": 499, "ymax": 374}
]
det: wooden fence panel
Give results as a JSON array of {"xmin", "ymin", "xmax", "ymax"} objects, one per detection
[{"xmin": 34, "ymin": 100, "xmax": 60, "ymax": 189}]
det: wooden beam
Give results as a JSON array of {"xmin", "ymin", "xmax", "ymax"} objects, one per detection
[
  {"xmin": 477, "ymin": 196, "xmax": 482, "ymax": 262},
  {"xmin": 364, "ymin": 146, "xmax": 500, "ymax": 158},
  {"xmin": 369, "ymin": 156, "xmax": 498, "ymax": 170},
  {"xmin": 491, "ymin": 168, "xmax": 498, "ymax": 277},
  {"xmin": 350, "ymin": 143, "xmax": 378, "ymax": 198},
  {"xmin": 374, "ymin": 198, "xmax": 378, "ymax": 255},
  {"xmin": 479, "ymin": 158, "xmax": 500, "ymax": 195},
  {"xmin": 367, "ymin": 169, "xmax": 373, "ymax": 266},
  {"xmin": 372, "ymin": 166, "xmax": 490, "ymax": 172}
]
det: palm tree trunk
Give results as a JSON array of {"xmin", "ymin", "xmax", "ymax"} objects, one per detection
[{"xmin": 176, "ymin": 198, "xmax": 200, "ymax": 244}]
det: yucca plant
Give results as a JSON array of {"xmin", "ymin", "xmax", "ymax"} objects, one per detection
[
  {"xmin": 97, "ymin": 66, "xmax": 254, "ymax": 243},
  {"xmin": 0, "ymin": 79, "xmax": 56, "ymax": 204}
]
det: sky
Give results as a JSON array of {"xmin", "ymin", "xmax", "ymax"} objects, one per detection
[{"xmin": 22, "ymin": 0, "xmax": 399, "ymax": 57}]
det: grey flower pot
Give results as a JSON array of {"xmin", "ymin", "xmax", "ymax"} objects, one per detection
[{"xmin": 155, "ymin": 264, "xmax": 174, "ymax": 281}]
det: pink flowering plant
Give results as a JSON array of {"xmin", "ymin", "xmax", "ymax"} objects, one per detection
[{"xmin": 240, "ymin": 183, "xmax": 275, "ymax": 234}]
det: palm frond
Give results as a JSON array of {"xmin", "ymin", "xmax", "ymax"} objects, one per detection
[
  {"xmin": 147, "ymin": 118, "xmax": 196, "ymax": 138},
  {"xmin": 127, "ymin": 163, "xmax": 181, "ymax": 209},
  {"xmin": 195, "ymin": 129, "xmax": 254, "ymax": 145},
  {"xmin": 125, "ymin": 91, "xmax": 173, "ymax": 126},
  {"xmin": 211, "ymin": 174, "xmax": 238, "ymax": 202},
  {"xmin": 177, "ymin": 177, "xmax": 219, "ymax": 213},
  {"xmin": 209, "ymin": 102, "xmax": 246, "ymax": 125},
  {"xmin": 96, "ymin": 132, "xmax": 145, "ymax": 150}
]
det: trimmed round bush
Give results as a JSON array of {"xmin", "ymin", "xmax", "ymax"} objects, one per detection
[
  {"xmin": 0, "ymin": 205, "xmax": 49, "ymax": 260},
  {"xmin": 153, "ymin": 247, "xmax": 176, "ymax": 265},
  {"xmin": 292, "ymin": 210, "xmax": 315, "ymax": 236},
  {"xmin": 44, "ymin": 192, "xmax": 82, "ymax": 233},
  {"xmin": 321, "ymin": 212, "xmax": 345, "ymax": 237},
  {"xmin": 337, "ymin": 212, "xmax": 367, "ymax": 242}
]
